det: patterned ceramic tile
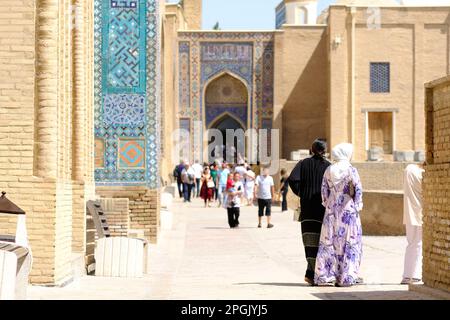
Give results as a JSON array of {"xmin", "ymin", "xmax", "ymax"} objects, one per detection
[
  {"xmin": 104, "ymin": 94, "xmax": 145, "ymax": 125},
  {"xmin": 118, "ymin": 139, "xmax": 145, "ymax": 168}
]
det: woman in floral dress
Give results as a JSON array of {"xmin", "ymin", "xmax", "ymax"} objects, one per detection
[{"xmin": 314, "ymin": 143, "xmax": 363, "ymax": 287}]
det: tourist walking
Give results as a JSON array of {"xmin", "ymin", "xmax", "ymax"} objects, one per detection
[
  {"xmin": 192, "ymin": 160, "xmax": 203, "ymax": 198},
  {"xmin": 244, "ymin": 167, "xmax": 256, "ymax": 206},
  {"xmin": 401, "ymin": 163, "xmax": 425, "ymax": 285},
  {"xmin": 254, "ymin": 167, "xmax": 275, "ymax": 228},
  {"xmin": 200, "ymin": 167, "xmax": 215, "ymax": 207},
  {"xmin": 279, "ymin": 169, "xmax": 289, "ymax": 212},
  {"xmin": 181, "ymin": 163, "xmax": 195, "ymax": 203},
  {"xmin": 210, "ymin": 163, "xmax": 219, "ymax": 202},
  {"xmin": 174, "ymin": 160, "xmax": 185, "ymax": 199},
  {"xmin": 314, "ymin": 143, "xmax": 363, "ymax": 287},
  {"xmin": 226, "ymin": 172, "xmax": 244, "ymax": 228},
  {"xmin": 235, "ymin": 162, "xmax": 247, "ymax": 185},
  {"xmin": 217, "ymin": 163, "xmax": 230, "ymax": 207},
  {"xmin": 288, "ymin": 139, "xmax": 331, "ymax": 285}
]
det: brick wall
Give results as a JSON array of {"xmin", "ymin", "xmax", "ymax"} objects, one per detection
[
  {"xmin": 423, "ymin": 76, "xmax": 450, "ymax": 293},
  {"xmin": 96, "ymin": 187, "xmax": 161, "ymax": 244},
  {"xmin": 99, "ymin": 198, "xmax": 130, "ymax": 237}
]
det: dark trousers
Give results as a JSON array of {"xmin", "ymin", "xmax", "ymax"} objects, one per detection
[
  {"xmin": 258, "ymin": 199, "xmax": 272, "ymax": 217},
  {"xmin": 227, "ymin": 207, "xmax": 240, "ymax": 228},
  {"xmin": 177, "ymin": 180, "xmax": 183, "ymax": 198},
  {"xmin": 281, "ymin": 189, "xmax": 288, "ymax": 211},
  {"xmin": 195, "ymin": 178, "xmax": 201, "ymax": 197},
  {"xmin": 183, "ymin": 183, "xmax": 193, "ymax": 202}
]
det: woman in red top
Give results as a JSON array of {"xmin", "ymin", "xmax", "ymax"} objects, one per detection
[{"xmin": 200, "ymin": 167, "xmax": 215, "ymax": 207}]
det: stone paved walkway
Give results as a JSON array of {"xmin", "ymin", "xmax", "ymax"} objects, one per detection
[{"xmin": 28, "ymin": 197, "xmax": 439, "ymax": 300}]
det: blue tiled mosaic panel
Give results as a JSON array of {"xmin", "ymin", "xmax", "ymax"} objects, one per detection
[
  {"xmin": 103, "ymin": 0, "xmax": 147, "ymax": 93},
  {"xmin": 370, "ymin": 62, "xmax": 390, "ymax": 93},
  {"xmin": 179, "ymin": 42, "xmax": 190, "ymax": 113},
  {"xmin": 200, "ymin": 42, "xmax": 253, "ymax": 84},
  {"xmin": 206, "ymin": 105, "xmax": 247, "ymax": 129},
  {"xmin": 103, "ymin": 94, "xmax": 145, "ymax": 125},
  {"xmin": 94, "ymin": 0, "xmax": 160, "ymax": 187}
]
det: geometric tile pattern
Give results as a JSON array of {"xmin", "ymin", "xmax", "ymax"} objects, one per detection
[
  {"xmin": 118, "ymin": 139, "xmax": 145, "ymax": 168},
  {"xmin": 370, "ymin": 62, "xmax": 390, "ymax": 93},
  {"xmin": 94, "ymin": 0, "xmax": 160, "ymax": 187},
  {"xmin": 103, "ymin": 1, "xmax": 146, "ymax": 93},
  {"xmin": 179, "ymin": 42, "xmax": 190, "ymax": 114},
  {"xmin": 262, "ymin": 42, "xmax": 274, "ymax": 110},
  {"xmin": 206, "ymin": 105, "xmax": 248, "ymax": 129},
  {"xmin": 104, "ymin": 94, "xmax": 145, "ymax": 125}
]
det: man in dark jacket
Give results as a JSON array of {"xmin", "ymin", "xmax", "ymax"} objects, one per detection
[
  {"xmin": 174, "ymin": 160, "xmax": 185, "ymax": 198},
  {"xmin": 288, "ymin": 139, "xmax": 331, "ymax": 286}
]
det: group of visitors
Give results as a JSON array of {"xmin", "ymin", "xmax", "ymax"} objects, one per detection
[
  {"xmin": 173, "ymin": 160, "xmax": 260, "ymax": 208},
  {"xmin": 174, "ymin": 138, "xmax": 425, "ymax": 288},
  {"xmin": 173, "ymin": 159, "xmax": 283, "ymax": 229}
]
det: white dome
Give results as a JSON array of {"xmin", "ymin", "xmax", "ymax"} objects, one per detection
[{"xmin": 336, "ymin": 0, "xmax": 399, "ymax": 6}]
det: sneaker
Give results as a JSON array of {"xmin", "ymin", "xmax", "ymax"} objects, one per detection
[
  {"xmin": 267, "ymin": 224, "xmax": 274, "ymax": 228},
  {"xmin": 258, "ymin": 224, "xmax": 262, "ymax": 228}
]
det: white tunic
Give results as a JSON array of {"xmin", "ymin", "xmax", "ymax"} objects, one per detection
[{"xmin": 403, "ymin": 164, "xmax": 424, "ymax": 227}]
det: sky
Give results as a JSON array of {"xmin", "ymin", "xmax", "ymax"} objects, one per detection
[{"xmin": 166, "ymin": 0, "xmax": 336, "ymax": 30}]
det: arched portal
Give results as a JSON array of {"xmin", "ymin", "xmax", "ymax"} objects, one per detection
[{"xmin": 205, "ymin": 73, "xmax": 249, "ymax": 163}]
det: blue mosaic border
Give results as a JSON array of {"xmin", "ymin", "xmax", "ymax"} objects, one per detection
[{"xmin": 94, "ymin": 0, "xmax": 160, "ymax": 188}]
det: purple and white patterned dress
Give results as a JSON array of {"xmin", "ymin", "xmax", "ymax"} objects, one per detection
[{"xmin": 314, "ymin": 166, "xmax": 363, "ymax": 286}]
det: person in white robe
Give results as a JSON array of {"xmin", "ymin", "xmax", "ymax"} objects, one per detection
[{"xmin": 401, "ymin": 163, "xmax": 425, "ymax": 285}]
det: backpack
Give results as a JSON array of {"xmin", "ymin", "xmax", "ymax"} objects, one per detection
[{"xmin": 173, "ymin": 166, "xmax": 179, "ymax": 178}]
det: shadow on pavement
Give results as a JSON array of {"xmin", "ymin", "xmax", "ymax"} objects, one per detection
[
  {"xmin": 311, "ymin": 290, "xmax": 434, "ymax": 300},
  {"xmin": 233, "ymin": 282, "xmax": 311, "ymax": 288}
]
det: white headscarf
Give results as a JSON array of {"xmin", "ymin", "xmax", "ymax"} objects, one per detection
[{"xmin": 329, "ymin": 143, "xmax": 354, "ymax": 185}]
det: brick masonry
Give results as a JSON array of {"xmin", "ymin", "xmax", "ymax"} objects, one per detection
[
  {"xmin": 96, "ymin": 187, "xmax": 160, "ymax": 244},
  {"xmin": 99, "ymin": 198, "xmax": 130, "ymax": 237},
  {"xmin": 423, "ymin": 76, "xmax": 450, "ymax": 293}
]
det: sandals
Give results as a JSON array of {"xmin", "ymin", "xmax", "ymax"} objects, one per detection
[{"xmin": 401, "ymin": 278, "xmax": 422, "ymax": 285}]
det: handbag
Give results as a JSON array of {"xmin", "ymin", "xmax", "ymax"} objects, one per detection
[
  {"xmin": 207, "ymin": 180, "xmax": 215, "ymax": 188},
  {"xmin": 347, "ymin": 167, "xmax": 356, "ymax": 198},
  {"xmin": 348, "ymin": 181, "xmax": 355, "ymax": 198}
]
